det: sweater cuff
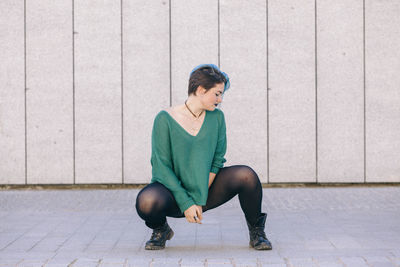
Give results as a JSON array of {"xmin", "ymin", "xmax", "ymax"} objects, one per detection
[
  {"xmin": 210, "ymin": 166, "xmax": 220, "ymax": 174},
  {"xmin": 178, "ymin": 198, "xmax": 196, "ymax": 214}
]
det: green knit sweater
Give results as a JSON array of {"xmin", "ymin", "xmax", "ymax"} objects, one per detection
[{"xmin": 150, "ymin": 108, "xmax": 227, "ymax": 213}]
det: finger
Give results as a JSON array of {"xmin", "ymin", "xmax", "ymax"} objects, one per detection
[
  {"xmin": 194, "ymin": 216, "xmax": 202, "ymax": 224},
  {"xmin": 196, "ymin": 206, "xmax": 203, "ymax": 220},
  {"xmin": 194, "ymin": 210, "xmax": 202, "ymax": 224},
  {"xmin": 197, "ymin": 208, "xmax": 203, "ymax": 221},
  {"xmin": 186, "ymin": 215, "xmax": 194, "ymax": 223}
]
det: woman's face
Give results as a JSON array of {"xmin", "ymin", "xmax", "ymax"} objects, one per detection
[{"xmin": 199, "ymin": 83, "xmax": 225, "ymax": 111}]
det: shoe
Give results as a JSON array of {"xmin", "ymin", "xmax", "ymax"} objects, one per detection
[
  {"xmin": 145, "ymin": 222, "xmax": 174, "ymax": 250},
  {"xmin": 246, "ymin": 213, "xmax": 272, "ymax": 250}
]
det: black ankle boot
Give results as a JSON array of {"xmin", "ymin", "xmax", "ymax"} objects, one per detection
[
  {"xmin": 145, "ymin": 222, "xmax": 174, "ymax": 250},
  {"xmin": 246, "ymin": 213, "xmax": 272, "ymax": 250}
]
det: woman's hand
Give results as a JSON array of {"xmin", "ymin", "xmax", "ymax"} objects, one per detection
[
  {"xmin": 184, "ymin": 205, "xmax": 203, "ymax": 224},
  {"xmin": 209, "ymin": 172, "xmax": 216, "ymax": 188}
]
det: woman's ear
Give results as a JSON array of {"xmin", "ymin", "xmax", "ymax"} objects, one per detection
[{"xmin": 197, "ymin": 86, "xmax": 207, "ymax": 96}]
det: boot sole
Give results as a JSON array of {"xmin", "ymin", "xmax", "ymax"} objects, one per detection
[
  {"xmin": 145, "ymin": 229, "xmax": 174, "ymax": 250},
  {"xmin": 249, "ymin": 242, "xmax": 272, "ymax": 250}
]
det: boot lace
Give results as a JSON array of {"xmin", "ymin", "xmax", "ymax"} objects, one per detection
[
  {"xmin": 150, "ymin": 229, "xmax": 163, "ymax": 241},
  {"xmin": 252, "ymin": 227, "xmax": 267, "ymax": 239}
]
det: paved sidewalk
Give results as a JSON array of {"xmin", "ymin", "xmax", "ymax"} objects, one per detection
[{"xmin": 0, "ymin": 186, "xmax": 399, "ymax": 267}]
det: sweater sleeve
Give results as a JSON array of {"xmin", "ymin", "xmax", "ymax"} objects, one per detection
[
  {"xmin": 210, "ymin": 110, "xmax": 227, "ymax": 174},
  {"xmin": 151, "ymin": 112, "xmax": 195, "ymax": 213}
]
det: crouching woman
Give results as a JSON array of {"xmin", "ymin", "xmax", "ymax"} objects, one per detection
[{"xmin": 135, "ymin": 64, "xmax": 272, "ymax": 250}]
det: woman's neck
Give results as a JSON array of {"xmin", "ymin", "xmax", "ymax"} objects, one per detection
[{"xmin": 184, "ymin": 97, "xmax": 204, "ymax": 117}]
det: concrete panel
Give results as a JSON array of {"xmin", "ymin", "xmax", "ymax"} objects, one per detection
[
  {"xmin": 269, "ymin": 0, "xmax": 316, "ymax": 182},
  {"xmin": 317, "ymin": 0, "xmax": 364, "ymax": 183},
  {"xmin": 123, "ymin": 1, "xmax": 170, "ymax": 183},
  {"xmin": 25, "ymin": 0, "xmax": 73, "ymax": 184},
  {"xmin": 220, "ymin": 0, "xmax": 268, "ymax": 181},
  {"xmin": 366, "ymin": 1, "xmax": 400, "ymax": 182},
  {"xmin": 171, "ymin": 0, "xmax": 219, "ymax": 105},
  {"xmin": 75, "ymin": 1, "xmax": 122, "ymax": 183},
  {"xmin": 0, "ymin": 0, "xmax": 25, "ymax": 184}
]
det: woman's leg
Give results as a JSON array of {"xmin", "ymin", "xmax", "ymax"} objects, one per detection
[
  {"xmin": 203, "ymin": 165, "xmax": 272, "ymax": 250},
  {"xmin": 203, "ymin": 165, "xmax": 262, "ymax": 225},
  {"xmin": 136, "ymin": 182, "xmax": 184, "ymax": 250},
  {"xmin": 135, "ymin": 182, "xmax": 183, "ymax": 229}
]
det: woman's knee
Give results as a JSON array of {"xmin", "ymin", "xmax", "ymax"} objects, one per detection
[
  {"xmin": 135, "ymin": 187, "xmax": 163, "ymax": 216},
  {"xmin": 234, "ymin": 165, "xmax": 260, "ymax": 188}
]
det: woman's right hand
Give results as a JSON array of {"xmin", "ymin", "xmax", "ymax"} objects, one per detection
[{"xmin": 184, "ymin": 205, "xmax": 202, "ymax": 224}]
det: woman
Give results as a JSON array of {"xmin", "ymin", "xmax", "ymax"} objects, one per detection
[{"xmin": 135, "ymin": 64, "xmax": 272, "ymax": 250}]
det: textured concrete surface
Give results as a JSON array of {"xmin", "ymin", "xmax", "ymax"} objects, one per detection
[
  {"xmin": 3, "ymin": 1, "xmax": 400, "ymax": 185},
  {"xmin": 0, "ymin": 186, "xmax": 399, "ymax": 266}
]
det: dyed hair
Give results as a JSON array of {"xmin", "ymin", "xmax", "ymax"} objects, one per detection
[{"xmin": 188, "ymin": 64, "xmax": 230, "ymax": 96}]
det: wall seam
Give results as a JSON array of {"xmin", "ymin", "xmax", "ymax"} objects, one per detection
[
  {"xmin": 266, "ymin": 0, "xmax": 270, "ymax": 184},
  {"xmin": 218, "ymin": 0, "xmax": 220, "ymax": 68},
  {"xmin": 169, "ymin": 0, "xmax": 172, "ymax": 107},
  {"xmin": 363, "ymin": 0, "xmax": 366, "ymax": 183},
  {"xmin": 315, "ymin": 0, "xmax": 319, "ymax": 183},
  {"xmin": 24, "ymin": 0, "xmax": 27, "ymax": 185},
  {"xmin": 120, "ymin": 0, "xmax": 125, "ymax": 184},
  {"xmin": 72, "ymin": 0, "xmax": 76, "ymax": 184}
]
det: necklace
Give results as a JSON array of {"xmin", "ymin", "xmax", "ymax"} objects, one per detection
[{"xmin": 185, "ymin": 100, "xmax": 204, "ymax": 119}]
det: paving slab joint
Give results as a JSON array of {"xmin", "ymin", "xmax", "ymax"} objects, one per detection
[
  {"xmin": 67, "ymin": 259, "xmax": 78, "ymax": 267},
  {"xmin": 360, "ymin": 256, "xmax": 373, "ymax": 267},
  {"xmin": 282, "ymin": 257, "xmax": 290, "ymax": 267},
  {"xmin": 387, "ymin": 256, "xmax": 398, "ymax": 266}
]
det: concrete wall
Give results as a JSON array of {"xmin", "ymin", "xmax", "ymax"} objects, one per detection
[{"xmin": 1, "ymin": 0, "xmax": 399, "ymax": 185}]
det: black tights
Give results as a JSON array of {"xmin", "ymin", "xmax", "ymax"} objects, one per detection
[{"xmin": 135, "ymin": 165, "xmax": 263, "ymax": 229}]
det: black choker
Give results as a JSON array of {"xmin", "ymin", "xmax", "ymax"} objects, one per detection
[{"xmin": 185, "ymin": 100, "xmax": 204, "ymax": 118}]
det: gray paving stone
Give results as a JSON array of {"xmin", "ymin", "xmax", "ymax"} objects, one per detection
[
  {"xmin": 312, "ymin": 262, "xmax": 344, "ymax": 267},
  {"xmin": 232, "ymin": 257, "xmax": 258, "ymax": 267},
  {"xmin": 98, "ymin": 263, "xmax": 126, "ymax": 267},
  {"xmin": 125, "ymin": 258, "xmax": 151, "ymax": 267},
  {"xmin": 304, "ymin": 240, "xmax": 335, "ymax": 250},
  {"xmin": 151, "ymin": 263, "xmax": 179, "ymax": 267},
  {"xmin": 206, "ymin": 258, "xmax": 232, "ymax": 264},
  {"xmin": 45, "ymin": 264, "xmax": 73, "ymax": 267},
  {"xmin": 71, "ymin": 258, "xmax": 100, "ymax": 267},
  {"xmin": 180, "ymin": 259, "xmax": 205, "ymax": 267},
  {"xmin": 387, "ymin": 256, "xmax": 400, "ymax": 266},
  {"xmin": 285, "ymin": 257, "xmax": 318, "ymax": 267},
  {"xmin": 0, "ymin": 187, "xmax": 399, "ymax": 266},
  {"xmin": 206, "ymin": 264, "xmax": 233, "ymax": 267},
  {"xmin": 149, "ymin": 257, "xmax": 181, "ymax": 267},
  {"xmin": 257, "ymin": 257, "xmax": 286, "ymax": 265},
  {"xmin": 259, "ymin": 264, "xmax": 287, "ymax": 267},
  {"xmin": 362, "ymin": 256, "xmax": 397, "ymax": 267},
  {"xmin": 368, "ymin": 263, "xmax": 397, "ymax": 267},
  {"xmin": 44, "ymin": 257, "xmax": 77, "ymax": 266},
  {"xmin": 152, "ymin": 257, "xmax": 181, "ymax": 263},
  {"xmin": 339, "ymin": 256, "xmax": 368, "ymax": 267},
  {"xmin": 17, "ymin": 259, "xmax": 49, "ymax": 267},
  {"xmin": 312, "ymin": 256, "xmax": 344, "ymax": 267},
  {"xmin": 99, "ymin": 257, "xmax": 127, "ymax": 264},
  {"xmin": 328, "ymin": 236, "xmax": 363, "ymax": 249},
  {"xmin": 0, "ymin": 258, "xmax": 22, "ymax": 266}
]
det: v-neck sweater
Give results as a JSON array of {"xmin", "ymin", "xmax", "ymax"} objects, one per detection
[{"xmin": 150, "ymin": 108, "xmax": 227, "ymax": 213}]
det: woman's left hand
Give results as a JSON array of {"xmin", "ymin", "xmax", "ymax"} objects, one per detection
[
  {"xmin": 196, "ymin": 205, "xmax": 203, "ymax": 222},
  {"xmin": 184, "ymin": 205, "xmax": 203, "ymax": 224}
]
